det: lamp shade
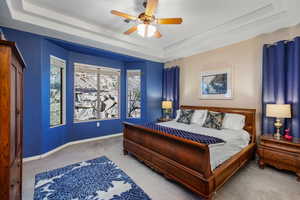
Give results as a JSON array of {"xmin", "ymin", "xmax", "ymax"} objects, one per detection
[
  {"xmin": 266, "ymin": 104, "xmax": 291, "ymax": 118},
  {"xmin": 162, "ymin": 101, "xmax": 172, "ymax": 109}
]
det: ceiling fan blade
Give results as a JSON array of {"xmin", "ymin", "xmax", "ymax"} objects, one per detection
[
  {"xmin": 145, "ymin": 0, "xmax": 158, "ymax": 17},
  {"xmin": 154, "ymin": 31, "xmax": 162, "ymax": 38},
  {"xmin": 124, "ymin": 26, "xmax": 138, "ymax": 35},
  {"xmin": 156, "ymin": 18, "xmax": 183, "ymax": 24},
  {"xmin": 111, "ymin": 10, "xmax": 137, "ymax": 20}
]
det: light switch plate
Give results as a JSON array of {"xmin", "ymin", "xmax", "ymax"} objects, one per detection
[{"xmin": 96, "ymin": 122, "xmax": 100, "ymax": 127}]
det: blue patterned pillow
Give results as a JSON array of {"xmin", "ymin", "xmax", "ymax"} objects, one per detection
[
  {"xmin": 203, "ymin": 111, "xmax": 225, "ymax": 130},
  {"xmin": 176, "ymin": 109, "xmax": 195, "ymax": 124}
]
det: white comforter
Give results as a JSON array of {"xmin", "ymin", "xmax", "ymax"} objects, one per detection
[{"xmin": 157, "ymin": 121, "xmax": 250, "ymax": 170}]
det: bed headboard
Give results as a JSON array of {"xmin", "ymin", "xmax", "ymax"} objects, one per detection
[{"xmin": 180, "ymin": 105, "xmax": 256, "ymax": 143}]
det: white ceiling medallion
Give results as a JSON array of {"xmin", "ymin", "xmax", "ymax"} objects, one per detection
[{"xmin": 1, "ymin": 0, "xmax": 300, "ymax": 62}]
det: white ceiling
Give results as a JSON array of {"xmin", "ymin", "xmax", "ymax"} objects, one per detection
[{"xmin": 1, "ymin": 0, "xmax": 300, "ymax": 62}]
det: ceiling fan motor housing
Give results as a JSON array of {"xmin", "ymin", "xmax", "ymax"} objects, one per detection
[{"xmin": 138, "ymin": 13, "xmax": 155, "ymax": 24}]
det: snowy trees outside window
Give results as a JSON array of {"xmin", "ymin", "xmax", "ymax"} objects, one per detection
[
  {"xmin": 127, "ymin": 70, "xmax": 141, "ymax": 118},
  {"xmin": 74, "ymin": 64, "xmax": 120, "ymax": 122}
]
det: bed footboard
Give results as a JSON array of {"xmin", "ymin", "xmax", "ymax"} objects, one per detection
[{"xmin": 123, "ymin": 122, "xmax": 214, "ymax": 199}]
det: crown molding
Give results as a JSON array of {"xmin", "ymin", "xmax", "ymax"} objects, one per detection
[
  {"xmin": 1, "ymin": 0, "xmax": 300, "ymax": 63},
  {"xmin": 164, "ymin": 10, "xmax": 291, "ymax": 61},
  {"xmin": 3, "ymin": 0, "xmax": 165, "ymax": 62}
]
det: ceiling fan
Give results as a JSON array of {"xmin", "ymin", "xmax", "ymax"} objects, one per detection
[{"xmin": 111, "ymin": 0, "xmax": 183, "ymax": 38}]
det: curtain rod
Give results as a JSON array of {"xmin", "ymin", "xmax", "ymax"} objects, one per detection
[{"xmin": 266, "ymin": 39, "xmax": 294, "ymax": 47}]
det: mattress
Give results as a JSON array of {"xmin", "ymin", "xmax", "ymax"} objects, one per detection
[{"xmin": 157, "ymin": 121, "xmax": 250, "ymax": 170}]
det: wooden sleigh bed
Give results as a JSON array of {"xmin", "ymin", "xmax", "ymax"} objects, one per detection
[{"xmin": 123, "ymin": 106, "xmax": 256, "ymax": 200}]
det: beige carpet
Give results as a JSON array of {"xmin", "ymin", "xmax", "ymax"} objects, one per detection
[{"xmin": 23, "ymin": 136, "xmax": 300, "ymax": 200}]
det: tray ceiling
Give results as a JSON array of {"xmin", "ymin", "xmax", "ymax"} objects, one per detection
[{"xmin": 1, "ymin": 0, "xmax": 300, "ymax": 62}]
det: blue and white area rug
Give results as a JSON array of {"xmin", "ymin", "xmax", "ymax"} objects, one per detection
[{"xmin": 33, "ymin": 156, "xmax": 151, "ymax": 200}]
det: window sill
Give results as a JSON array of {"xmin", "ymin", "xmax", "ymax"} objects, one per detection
[
  {"xmin": 125, "ymin": 117, "xmax": 142, "ymax": 120},
  {"xmin": 73, "ymin": 118, "xmax": 120, "ymax": 124},
  {"xmin": 50, "ymin": 123, "xmax": 66, "ymax": 129}
]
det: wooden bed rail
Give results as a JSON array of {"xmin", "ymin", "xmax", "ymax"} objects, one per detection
[{"xmin": 123, "ymin": 122, "xmax": 212, "ymax": 178}]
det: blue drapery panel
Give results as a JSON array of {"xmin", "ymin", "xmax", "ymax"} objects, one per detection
[
  {"xmin": 163, "ymin": 66, "xmax": 180, "ymax": 118},
  {"xmin": 262, "ymin": 37, "xmax": 300, "ymax": 138}
]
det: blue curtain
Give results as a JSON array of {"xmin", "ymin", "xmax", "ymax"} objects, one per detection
[
  {"xmin": 262, "ymin": 37, "xmax": 300, "ymax": 138},
  {"xmin": 163, "ymin": 66, "xmax": 180, "ymax": 118}
]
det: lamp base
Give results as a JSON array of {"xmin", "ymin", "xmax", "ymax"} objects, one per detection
[
  {"xmin": 163, "ymin": 109, "xmax": 172, "ymax": 120},
  {"xmin": 274, "ymin": 118, "xmax": 282, "ymax": 140},
  {"xmin": 274, "ymin": 132, "xmax": 281, "ymax": 140}
]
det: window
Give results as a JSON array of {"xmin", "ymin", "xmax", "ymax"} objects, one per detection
[
  {"xmin": 50, "ymin": 56, "xmax": 66, "ymax": 127},
  {"xmin": 127, "ymin": 70, "xmax": 141, "ymax": 118},
  {"xmin": 74, "ymin": 64, "xmax": 120, "ymax": 122}
]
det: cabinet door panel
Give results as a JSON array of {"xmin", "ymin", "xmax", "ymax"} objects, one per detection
[
  {"xmin": 10, "ymin": 65, "xmax": 17, "ymax": 166},
  {"xmin": 9, "ymin": 171, "xmax": 20, "ymax": 200},
  {"xmin": 16, "ymin": 69, "xmax": 22, "ymax": 154},
  {"xmin": 0, "ymin": 43, "xmax": 24, "ymax": 200},
  {"xmin": 9, "ymin": 182, "xmax": 18, "ymax": 200}
]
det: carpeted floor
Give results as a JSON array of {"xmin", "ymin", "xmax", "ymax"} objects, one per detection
[{"xmin": 23, "ymin": 136, "xmax": 300, "ymax": 200}]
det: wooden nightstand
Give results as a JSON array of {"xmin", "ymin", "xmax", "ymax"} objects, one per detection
[
  {"xmin": 257, "ymin": 134, "xmax": 300, "ymax": 181},
  {"xmin": 157, "ymin": 118, "xmax": 173, "ymax": 122}
]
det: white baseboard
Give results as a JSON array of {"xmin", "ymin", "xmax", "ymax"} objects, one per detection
[{"xmin": 23, "ymin": 133, "xmax": 123, "ymax": 163}]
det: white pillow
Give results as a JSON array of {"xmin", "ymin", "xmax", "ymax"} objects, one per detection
[
  {"xmin": 191, "ymin": 110, "xmax": 208, "ymax": 126},
  {"xmin": 175, "ymin": 110, "xmax": 181, "ymax": 121},
  {"xmin": 222, "ymin": 113, "xmax": 245, "ymax": 130}
]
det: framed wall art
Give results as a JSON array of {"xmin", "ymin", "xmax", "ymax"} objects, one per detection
[{"xmin": 199, "ymin": 68, "xmax": 233, "ymax": 99}]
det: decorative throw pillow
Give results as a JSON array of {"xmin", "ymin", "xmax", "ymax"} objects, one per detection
[
  {"xmin": 203, "ymin": 111, "xmax": 225, "ymax": 130},
  {"xmin": 176, "ymin": 109, "xmax": 195, "ymax": 124}
]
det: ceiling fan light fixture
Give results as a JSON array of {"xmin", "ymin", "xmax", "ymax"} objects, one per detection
[
  {"xmin": 111, "ymin": 0, "xmax": 183, "ymax": 38},
  {"xmin": 137, "ymin": 24, "xmax": 156, "ymax": 37}
]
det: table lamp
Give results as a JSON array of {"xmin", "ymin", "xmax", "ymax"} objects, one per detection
[
  {"xmin": 162, "ymin": 101, "xmax": 173, "ymax": 119},
  {"xmin": 266, "ymin": 104, "xmax": 291, "ymax": 139}
]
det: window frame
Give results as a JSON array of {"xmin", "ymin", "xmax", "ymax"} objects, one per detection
[
  {"xmin": 126, "ymin": 69, "xmax": 142, "ymax": 119},
  {"xmin": 73, "ymin": 63, "xmax": 121, "ymax": 123},
  {"xmin": 50, "ymin": 55, "xmax": 66, "ymax": 128}
]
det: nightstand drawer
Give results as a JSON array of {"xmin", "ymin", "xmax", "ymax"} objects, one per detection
[
  {"xmin": 261, "ymin": 140, "xmax": 300, "ymax": 154},
  {"xmin": 261, "ymin": 147, "xmax": 299, "ymax": 169}
]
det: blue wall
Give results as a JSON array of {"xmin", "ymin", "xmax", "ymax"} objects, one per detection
[
  {"xmin": 3, "ymin": 28, "xmax": 44, "ymax": 157},
  {"xmin": 124, "ymin": 62, "xmax": 147, "ymax": 124},
  {"xmin": 145, "ymin": 62, "xmax": 164, "ymax": 121},
  {"xmin": 41, "ymin": 40, "xmax": 69, "ymax": 154},
  {"xmin": 67, "ymin": 52, "xmax": 125, "ymax": 142},
  {"xmin": 2, "ymin": 27, "xmax": 164, "ymax": 158}
]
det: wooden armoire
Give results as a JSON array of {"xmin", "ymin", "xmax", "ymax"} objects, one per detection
[{"xmin": 0, "ymin": 40, "xmax": 25, "ymax": 200}]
